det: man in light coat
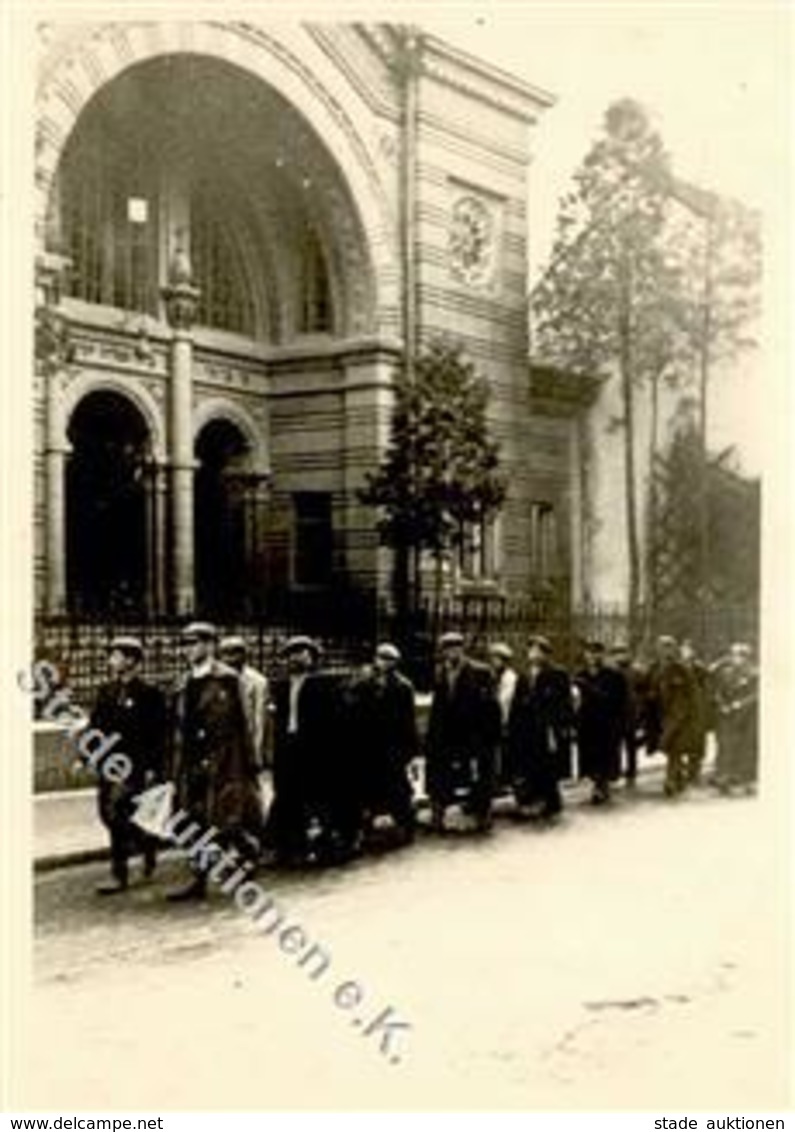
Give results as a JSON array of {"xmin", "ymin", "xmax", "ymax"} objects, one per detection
[{"xmin": 219, "ymin": 636, "xmax": 269, "ymax": 770}]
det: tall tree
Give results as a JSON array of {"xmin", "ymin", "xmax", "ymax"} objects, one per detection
[
  {"xmin": 360, "ymin": 339, "xmax": 506, "ymax": 621},
  {"xmin": 531, "ymin": 99, "xmax": 676, "ymax": 643}
]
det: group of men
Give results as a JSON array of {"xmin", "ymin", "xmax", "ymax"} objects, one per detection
[{"xmin": 83, "ymin": 622, "xmax": 759, "ymax": 899}]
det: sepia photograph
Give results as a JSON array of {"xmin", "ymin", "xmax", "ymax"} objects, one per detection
[{"xmin": 1, "ymin": 1, "xmax": 792, "ymax": 1119}]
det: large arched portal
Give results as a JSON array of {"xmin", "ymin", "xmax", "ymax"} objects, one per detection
[
  {"xmin": 40, "ymin": 41, "xmax": 393, "ymax": 619},
  {"xmin": 51, "ymin": 53, "xmax": 377, "ymax": 341},
  {"xmin": 66, "ymin": 391, "xmax": 152, "ymax": 615}
]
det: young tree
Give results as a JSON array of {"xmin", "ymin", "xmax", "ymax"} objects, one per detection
[
  {"xmin": 650, "ymin": 411, "xmax": 760, "ymax": 645},
  {"xmin": 531, "ymin": 98, "xmax": 675, "ymax": 643},
  {"xmin": 360, "ymin": 339, "xmax": 506, "ymax": 620}
]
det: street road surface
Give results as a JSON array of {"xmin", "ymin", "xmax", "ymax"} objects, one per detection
[{"xmin": 16, "ymin": 778, "xmax": 792, "ymax": 1110}]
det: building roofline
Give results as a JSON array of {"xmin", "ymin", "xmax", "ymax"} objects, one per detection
[{"xmin": 419, "ymin": 32, "xmax": 557, "ymax": 114}]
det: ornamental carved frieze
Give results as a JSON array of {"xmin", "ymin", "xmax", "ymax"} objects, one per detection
[{"xmin": 449, "ymin": 194, "xmax": 499, "ymax": 290}]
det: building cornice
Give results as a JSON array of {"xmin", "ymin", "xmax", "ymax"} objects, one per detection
[
  {"xmin": 529, "ymin": 361, "xmax": 604, "ymax": 416},
  {"xmin": 420, "ymin": 33, "xmax": 556, "ymax": 123}
]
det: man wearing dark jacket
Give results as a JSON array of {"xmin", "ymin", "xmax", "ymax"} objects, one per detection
[
  {"xmin": 167, "ymin": 622, "xmax": 264, "ymax": 900},
  {"xmin": 609, "ymin": 642, "xmax": 648, "ymax": 788},
  {"xmin": 574, "ymin": 640, "xmax": 629, "ymax": 804},
  {"xmin": 680, "ymin": 639, "xmax": 711, "ymax": 786},
  {"xmin": 264, "ymin": 636, "xmax": 352, "ymax": 865},
  {"xmin": 425, "ymin": 632, "xmax": 500, "ymax": 833},
  {"xmin": 508, "ymin": 634, "xmax": 572, "ymax": 820},
  {"xmin": 347, "ymin": 642, "xmax": 418, "ymax": 845},
  {"xmin": 88, "ymin": 636, "xmax": 166, "ymax": 895},
  {"xmin": 645, "ymin": 635, "xmax": 700, "ymax": 797}
]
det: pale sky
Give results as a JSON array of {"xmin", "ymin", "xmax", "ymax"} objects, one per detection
[
  {"xmin": 420, "ymin": 3, "xmax": 790, "ymax": 474},
  {"xmin": 422, "ymin": 4, "xmax": 786, "ymax": 274}
]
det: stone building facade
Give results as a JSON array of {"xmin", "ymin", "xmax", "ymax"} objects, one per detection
[{"xmin": 34, "ymin": 21, "xmax": 597, "ymax": 624}]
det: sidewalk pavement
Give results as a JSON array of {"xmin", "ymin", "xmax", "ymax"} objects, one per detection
[{"xmin": 33, "ymin": 751, "xmax": 684, "ymax": 873}]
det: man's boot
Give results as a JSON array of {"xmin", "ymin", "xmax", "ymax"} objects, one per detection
[{"xmin": 97, "ymin": 861, "xmax": 128, "ymax": 895}]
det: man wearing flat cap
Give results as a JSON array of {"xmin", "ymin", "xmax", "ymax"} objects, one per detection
[
  {"xmin": 87, "ymin": 636, "xmax": 166, "ymax": 894},
  {"xmin": 488, "ymin": 642, "xmax": 520, "ymax": 791},
  {"xmin": 346, "ymin": 642, "xmax": 419, "ymax": 845},
  {"xmin": 425, "ymin": 632, "xmax": 500, "ymax": 833},
  {"xmin": 167, "ymin": 622, "xmax": 263, "ymax": 899},
  {"xmin": 219, "ymin": 636, "xmax": 269, "ymax": 770},
  {"xmin": 264, "ymin": 636, "xmax": 349, "ymax": 865},
  {"xmin": 507, "ymin": 633, "xmax": 573, "ymax": 820},
  {"xmin": 645, "ymin": 634, "xmax": 700, "ymax": 798},
  {"xmin": 573, "ymin": 640, "xmax": 629, "ymax": 804}
]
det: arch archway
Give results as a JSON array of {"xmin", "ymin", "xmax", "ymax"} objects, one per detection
[
  {"xmin": 195, "ymin": 418, "xmax": 263, "ymax": 617},
  {"xmin": 66, "ymin": 389, "xmax": 153, "ymax": 615},
  {"xmin": 38, "ymin": 27, "xmax": 392, "ymax": 338}
]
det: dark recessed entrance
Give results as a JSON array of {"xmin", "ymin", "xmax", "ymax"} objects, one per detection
[{"xmin": 66, "ymin": 390, "xmax": 151, "ymax": 616}]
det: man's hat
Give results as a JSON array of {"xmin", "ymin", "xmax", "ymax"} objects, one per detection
[
  {"xmin": 657, "ymin": 634, "xmax": 677, "ymax": 648},
  {"xmin": 281, "ymin": 635, "xmax": 322, "ymax": 658},
  {"xmin": 109, "ymin": 635, "xmax": 144, "ymax": 660},
  {"xmin": 489, "ymin": 641, "xmax": 513, "ymax": 661},
  {"xmin": 219, "ymin": 635, "xmax": 247, "ymax": 654},
  {"xmin": 583, "ymin": 639, "xmax": 605, "ymax": 653},
  {"xmin": 376, "ymin": 642, "xmax": 401, "ymax": 663},
  {"xmin": 527, "ymin": 633, "xmax": 552, "ymax": 655},
  {"xmin": 438, "ymin": 631, "xmax": 465, "ymax": 650},
  {"xmin": 182, "ymin": 621, "xmax": 218, "ymax": 642}
]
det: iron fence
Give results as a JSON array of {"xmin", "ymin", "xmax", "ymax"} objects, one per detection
[{"xmin": 32, "ymin": 593, "xmax": 758, "ymax": 708}]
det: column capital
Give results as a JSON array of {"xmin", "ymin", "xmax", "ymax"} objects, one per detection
[{"xmin": 161, "ymin": 244, "xmax": 200, "ymax": 332}]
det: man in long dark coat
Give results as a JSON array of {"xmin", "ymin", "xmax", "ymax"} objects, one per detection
[
  {"xmin": 609, "ymin": 642, "xmax": 648, "ymax": 788},
  {"xmin": 645, "ymin": 635, "xmax": 700, "ymax": 798},
  {"xmin": 167, "ymin": 622, "xmax": 264, "ymax": 900},
  {"xmin": 425, "ymin": 632, "xmax": 500, "ymax": 833},
  {"xmin": 88, "ymin": 636, "xmax": 166, "ymax": 894},
  {"xmin": 264, "ymin": 636, "xmax": 354, "ymax": 866},
  {"xmin": 680, "ymin": 639, "xmax": 711, "ymax": 786},
  {"xmin": 347, "ymin": 642, "xmax": 418, "ymax": 845},
  {"xmin": 507, "ymin": 634, "xmax": 572, "ymax": 820},
  {"xmin": 574, "ymin": 640, "xmax": 629, "ymax": 804}
]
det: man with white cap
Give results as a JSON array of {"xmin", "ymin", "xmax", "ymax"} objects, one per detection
[
  {"xmin": 425, "ymin": 631, "xmax": 500, "ymax": 833},
  {"xmin": 347, "ymin": 642, "xmax": 418, "ymax": 845},
  {"xmin": 87, "ymin": 635, "xmax": 166, "ymax": 894},
  {"xmin": 167, "ymin": 622, "xmax": 263, "ymax": 900},
  {"xmin": 219, "ymin": 635, "xmax": 269, "ymax": 770}
]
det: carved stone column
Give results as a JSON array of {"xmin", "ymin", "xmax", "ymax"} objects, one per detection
[
  {"xmin": 45, "ymin": 440, "xmax": 70, "ymax": 616},
  {"xmin": 161, "ymin": 246, "xmax": 200, "ymax": 616},
  {"xmin": 37, "ymin": 251, "xmax": 73, "ymax": 617},
  {"xmin": 247, "ymin": 474, "xmax": 271, "ymax": 615},
  {"xmin": 144, "ymin": 459, "xmax": 169, "ymax": 615}
]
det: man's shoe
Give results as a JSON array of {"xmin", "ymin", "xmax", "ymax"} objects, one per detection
[
  {"xmin": 96, "ymin": 877, "xmax": 127, "ymax": 896},
  {"xmin": 165, "ymin": 878, "xmax": 207, "ymax": 902}
]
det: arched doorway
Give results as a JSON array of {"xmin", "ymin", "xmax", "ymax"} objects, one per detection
[
  {"xmin": 195, "ymin": 419, "xmax": 257, "ymax": 617},
  {"xmin": 66, "ymin": 391, "xmax": 152, "ymax": 615}
]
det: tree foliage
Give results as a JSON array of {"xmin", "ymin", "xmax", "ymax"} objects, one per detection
[
  {"xmin": 359, "ymin": 340, "xmax": 506, "ymax": 605},
  {"xmin": 651, "ymin": 414, "xmax": 760, "ymax": 614},
  {"xmin": 531, "ymin": 97, "xmax": 761, "ymax": 637}
]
